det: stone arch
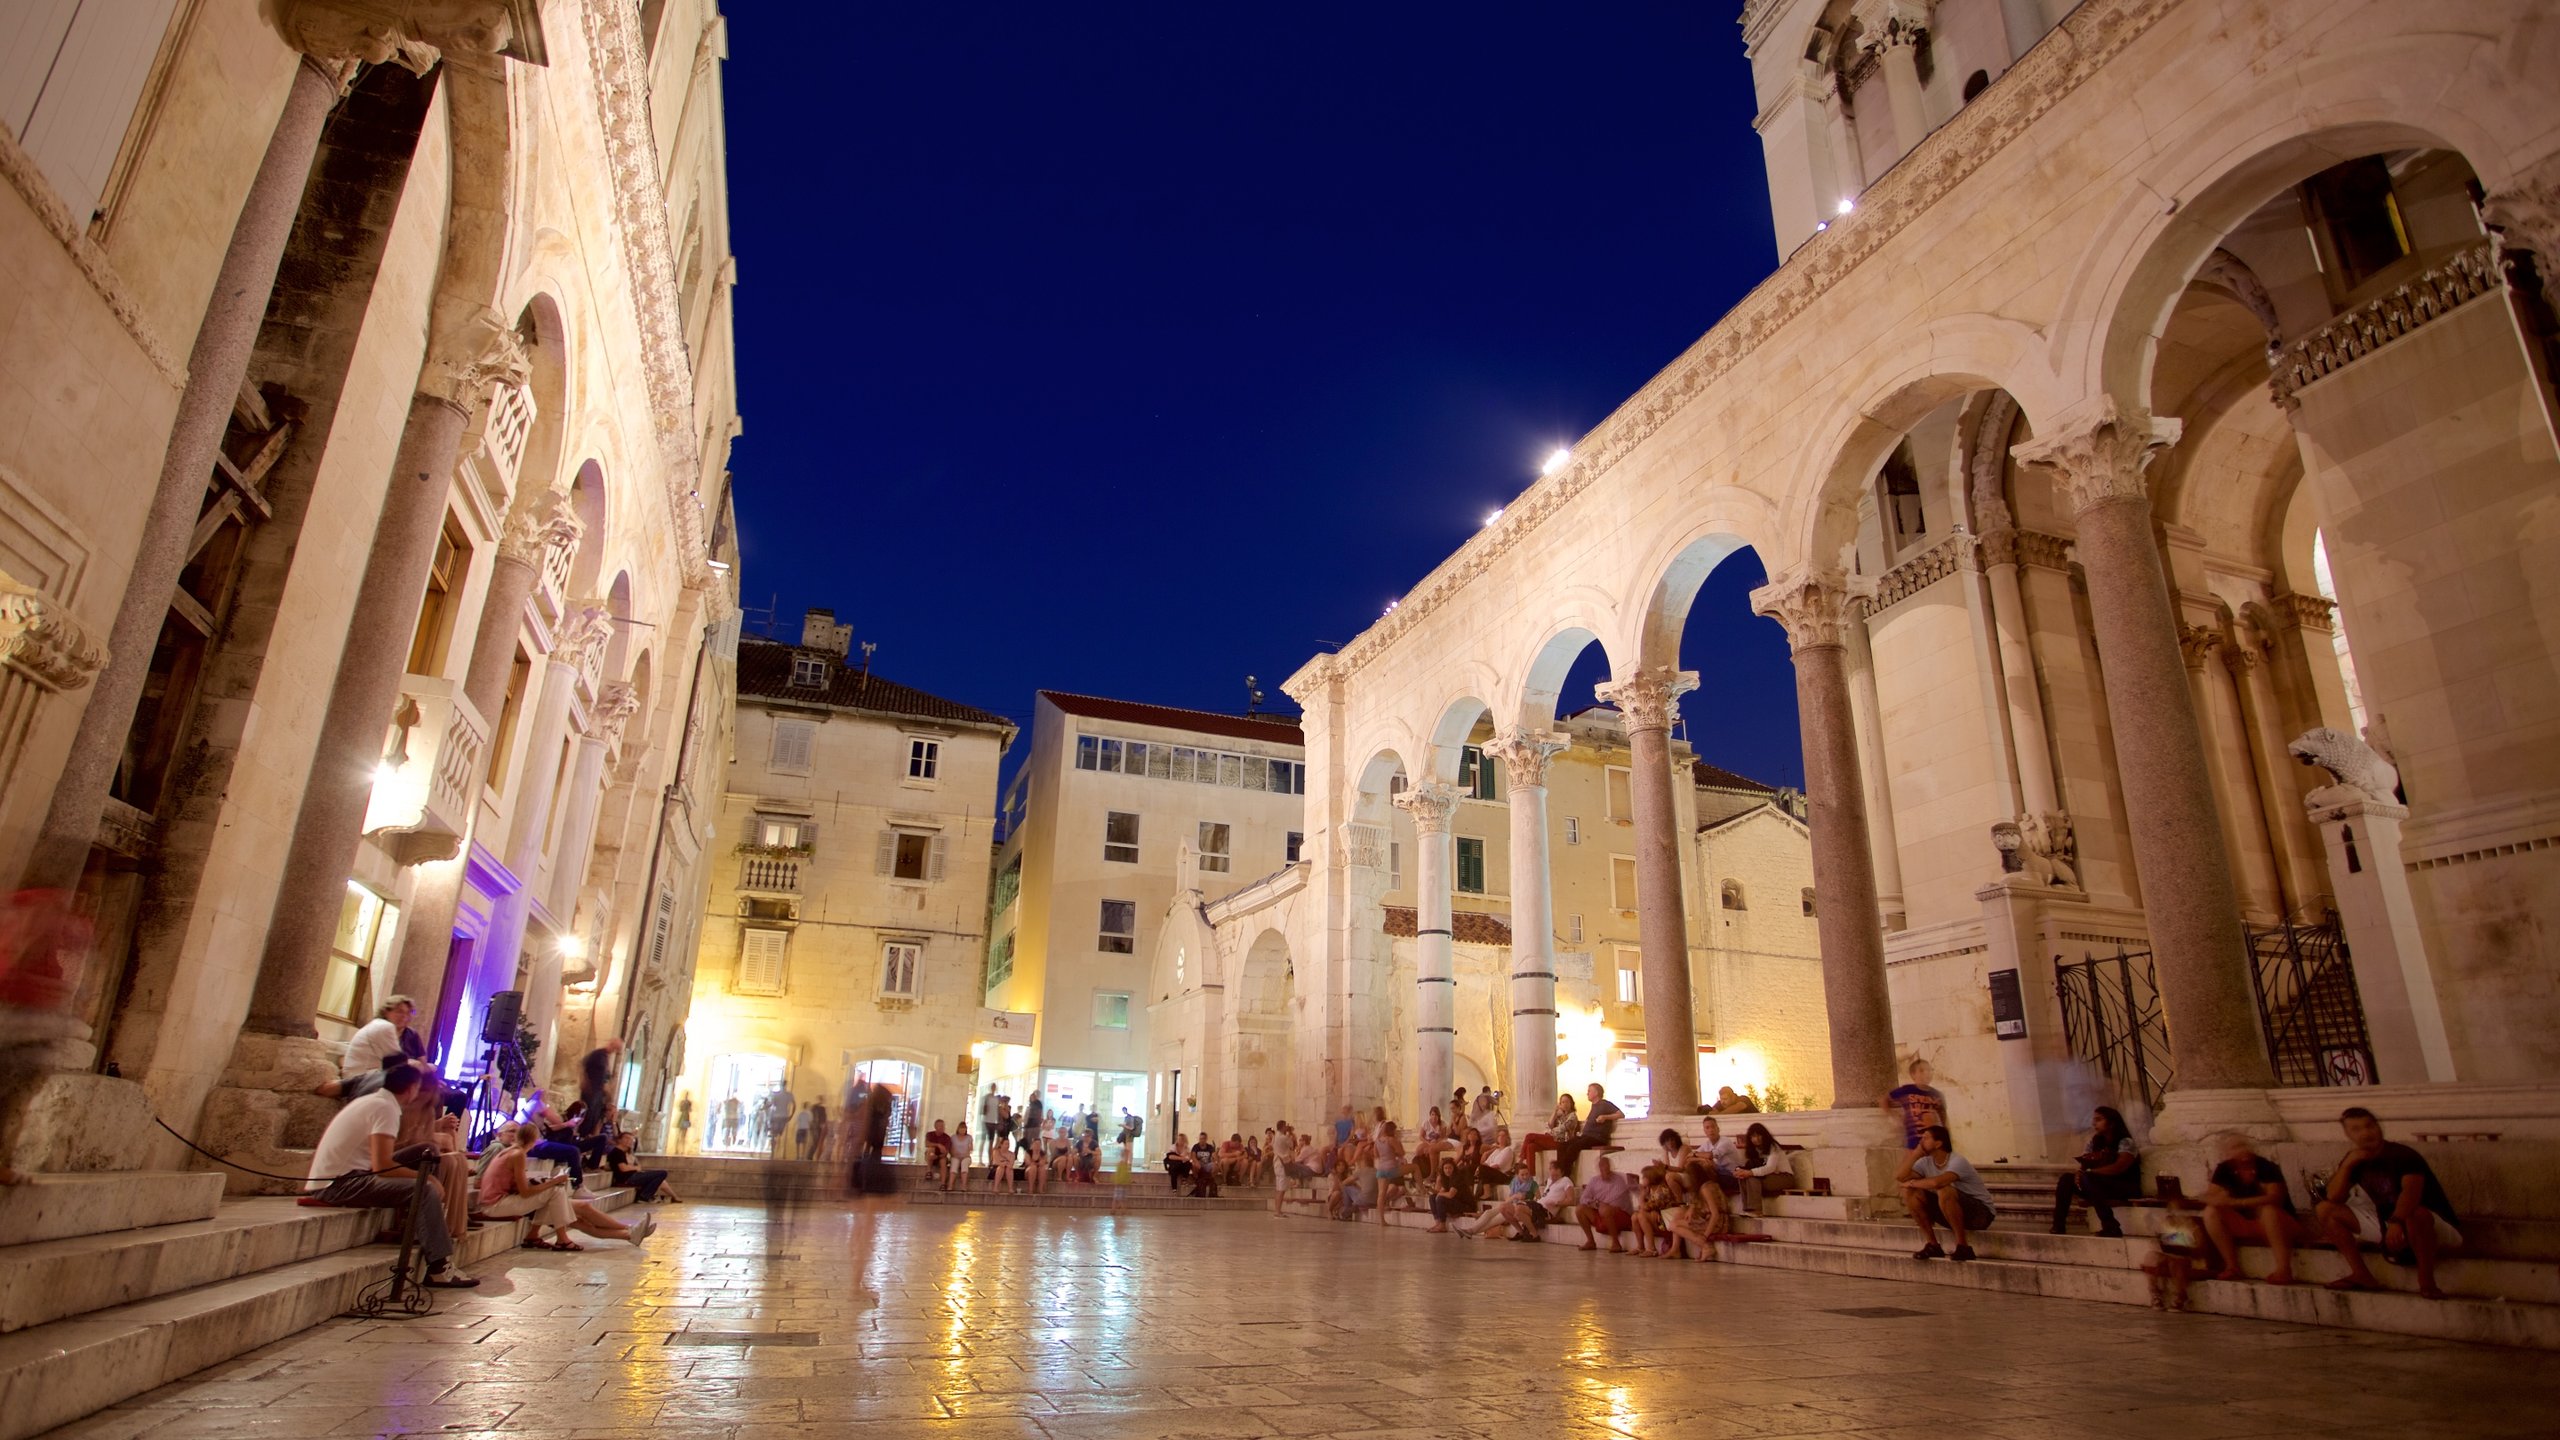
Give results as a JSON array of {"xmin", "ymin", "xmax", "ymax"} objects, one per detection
[
  {"xmin": 604, "ymin": 571, "xmax": 635, "ymax": 675},
  {"xmin": 1781, "ymin": 314, "xmax": 2061, "ymax": 571},
  {"xmin": 417, "ymin": 60, "xmax": 523, "ymax": 408},
  {"xmin": 1424, "ymin": 692, "xmax": 1496, "ymax": 784},
  {"xmin": 1233, "ymin": 927, "xmax": 1296, "ymax": 1134},
  {"xmin": 511, "ymin": 292, "xmax": 572, "ymax": 498},
  {"xmin": 2057, "ymin": 26, "xmax": 2537, "ymax": 416},
  {"xmin": 1508, "ymin": 605, "xmax": 1622, "ymax": 731},
  {"xmin": 1631, "ymin": 530, "xmax": 1755, "ymax": 672},
  {"xmin": 566, "ymin": 461, "xmax": 608, "ymax": 596}
]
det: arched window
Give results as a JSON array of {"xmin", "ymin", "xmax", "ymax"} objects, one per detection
[
  {"xmin": 1721, "ymin": 879, "xmax": 1747, "ymax": 911},
  {"xmin": 1962, "ymin": 69, "xmax": 1991, "ymax": 102}
]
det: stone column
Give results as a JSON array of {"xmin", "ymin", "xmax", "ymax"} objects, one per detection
[
  {"xmin": 1875, "ymin": 15, "xmax": 1931, "ymax": 154},
  {"xmin": 2013, "ymin": 405, "xmax": 2274, "ymax": 1093},
  {"xmin": 1487, "ymin": 727, "xmax": 1567, "ymax": 1122},
  {"xmin": 1754, "ymin": 575, "xmax": 1898, "ymax": 1111},
  {"xmin": 241, "ymin": 322, "xmax": 529, "ymax": 1039},
  {"xmin": 1392, "ymin": 782, "xmax": 1458, "ymax": 1121},
  {"xmin": 1841, "ymin": 595, "xmax": 1907, "ymax": 930},
  {"xmin": 1594, "ymin": 668, "xmax": 1702, "ymax": 1117},
  {"xmin": 1978, "ymin": 527, "xmax": 2061, "ymax": 817},
  {"xmin": 387, "ymin": 488, "xmax": 581, "ymax": 1036},
  {"xmin": 2224, "ymin": 641, "xmax": 2323, "ymax": 918},
  {"xmin": 1818, "ymin": 69, "xmax": 1866, "ymax": 202},
  {"xmin": 20, "ymin": 58, "xmax": 343, "ymax": 895},
  {"xmin": 2297, "ymin": 766, "xmax": 2457, "ymax": 1083},
  {"xmin": 547, "ymin": 683, "xmax": 638, "ymax": 919}
]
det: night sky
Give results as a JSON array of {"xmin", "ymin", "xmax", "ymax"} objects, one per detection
[{"xmin": 723, "ymin": 4, "xmax": 1807, "ymax": 788}]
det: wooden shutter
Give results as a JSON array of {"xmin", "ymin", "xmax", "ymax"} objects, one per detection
[
  {"xmin": 928, "ymin": 835, "xmax": 948, "ymax": 882},
  {"xmin": 771, "ymin": 720, "xmax": 812, "ymax": 771},
  {"xmin": 875, "ymin": 829, "xmax": 895, "ymax": 875},
  {"xmin": 738, "ymin": 928, "xmax": 787, "ymax": 994}
]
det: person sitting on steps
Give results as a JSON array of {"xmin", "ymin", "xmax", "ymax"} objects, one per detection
[
  {"xmin": 2314, "ymin": 1106, "xmax": 2463, "ymax": 1301},
  {"xmin": 302, "ymin": 1063, "xmax": 479, "ymax": 1287},
  {"xmin": 2050, "ymin": 1106, "xmax": 2140, "ymax": 1238},
  {"xmin": 1899, "ymin": 1124, "xmax": 1997, "ymax": 1261},
  {"xmin": 478, "ymin": 1122, "xmax": 654, "ymax": 1251},
  {"xmin": 2199, "ymin": 1131, "xmax": 2298, "ymax": 1286},
  {"xmin": 311, "ymin": 994, "xmax": 417, "ymax": 1100}
]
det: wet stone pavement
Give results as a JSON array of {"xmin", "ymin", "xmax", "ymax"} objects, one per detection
[{"xmin": 38, "ymin": 1201, "xmax": 2560, "ymax": 1439}]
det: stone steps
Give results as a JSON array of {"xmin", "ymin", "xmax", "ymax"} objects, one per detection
[
  {"xmin": 906, "ymin": 1185, "xmax": 1266, "ymax": 1213},
  {"xmin": 0, "ymin": 1184, "xmax": 634, "ymax": 1440},
  {"xmin": 0, "ymin": 1171, "xmax": 225, "ymax": 1245},
  {"xmin": 1277, "ymin": 1191, "xmax": 2560, "ymax": 1350}
]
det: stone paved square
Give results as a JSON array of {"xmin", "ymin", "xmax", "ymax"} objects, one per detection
[{"xmin": 37, "ymin": 1203, "xmax": 2559, "ymax": 1439}]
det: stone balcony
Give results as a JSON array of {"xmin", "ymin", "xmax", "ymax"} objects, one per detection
[
  {"xmin": 361, "ymin": 674, "xmax": 489, "ymax": 865},
  {"xmin": 737, "ymin": 853, "xmax": 804, "ymax": 894}
]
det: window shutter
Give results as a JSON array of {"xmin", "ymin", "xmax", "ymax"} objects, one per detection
[
  {"xmin": 771, "ymin": 720, "xmax": 813, "ymax": 771},
  {"xmin": 799, "ymin": 821, "xmax": 819, "ymax": 846},
  {"xmin": 739, "ymin": 928, "xmax": 787, "ymax": 994},
  {"xmin": 875, "ymin": 829, "xmax": 895, "ymax": 875},
  {"xmin": 929, "ymin": 835, "xmax": 948, "ymax": 882}
]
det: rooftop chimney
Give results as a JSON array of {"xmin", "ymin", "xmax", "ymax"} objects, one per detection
[{"xmin": 800, "ymin": 607, "xmax": 853, "ymax": 657}]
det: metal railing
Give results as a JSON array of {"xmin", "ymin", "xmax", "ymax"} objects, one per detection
[
  {"xmin": 2054, "ymin": 945, "xmax": 2172, "ymax": 1113},
  {"xmin": 2246, "ymin": 917, "xmax": 2376, "ymax": 1087}
]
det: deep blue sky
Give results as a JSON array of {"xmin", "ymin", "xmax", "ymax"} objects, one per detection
[{"xmin": 724, "ymin": 4, "xmax": 1806, "ymax": 788}]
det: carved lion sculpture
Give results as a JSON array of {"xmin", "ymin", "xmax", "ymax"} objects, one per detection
[{"xmin": 2289, "ymin": 726, "xmax": 2400, "ymax": 811}]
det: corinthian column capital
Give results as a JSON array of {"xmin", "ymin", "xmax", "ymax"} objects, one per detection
[
  {"xmin": 421, "ymin": 307, "xmax": 531, "ymax": 413},
  {"xmin": 2009, "ymin": 401, "xmax": 2182, "ymax": 516},
  {"xmin": 1594, "ymin": 668, "xmax": 1699, "ymax": 734},
  {"xmin": 1393, "ymin": 780, "xmax": 1459, "ymax": 835},
  {"xmin": 0, "ymin": 574, "xmax": 106, "ymax": 693},
  {"xmin": 2484, "ymin": 156, "xmax": 2560, "ymax": 314},
  {"xmin": 1751, "ymin": 571, "xmax": 1854, "ymax": 654},
  {"xmin": 262, "ymin": 0, "xmax": 543, "ymax": 70},
  {"xmin": 499, "ymin": 485, "xmax": 583, "ymax": 565},
  {"xmin": 1484, "ymin": 727, "xmax": 1570, "ymax": 790}
]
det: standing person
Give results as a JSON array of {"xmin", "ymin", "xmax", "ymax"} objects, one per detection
[
  {"xmin": 793, "ymin": 1102, "xmax": 814, "ymax": 1159},
  {"xmin": 1882, "ymin": 1057, "xmax": 1948, "ymax": 1151},
  {"xmin": 1021, "ymin": 1093, "xmax": 1048, "ymax": 1193},
  {"xmin": 577, "ymin": 1039, "xmax": 623, "ymax": 1150},
  {"xmin": 2313, "ymin": 1107, "xmax": 2463, "ymax": 1300},
  {"xmin": 810, "ymin": 1100, "xmax": 831, "ymax": 1163},
  {"xmin": 981, "ymin": 1087, "xmax": 1004, "ymax": 1173},
  {"xmin": 861, "ymin": 1082, "xmax": 896, "ymax": 1194},
  {"xmin": 1333, "ymin": 1104, "xmax": 1357, "ymax": 1148},
  {"xmin": 1898, "ymin": 1125, "xmax": 1996, "ymax": 1261},
  {"xmin": 716, "ymin": 1093, "xmax": 742, "ymax": 1149},
  {"xmin": 2050, "ymin": 1107, "xmax": 2141, "ymax": 1237}
]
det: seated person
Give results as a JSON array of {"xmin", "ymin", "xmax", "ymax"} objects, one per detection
[
  {"xmin": 1664, "ymin": 1186, "xmax": 1723, "ymax": 1262},
  {"xmin": 2198, "ymin": 1130, "xmax": 2297, "ymax": 1284},
  {"xmin": 391, "ymin": 1066, "xmax": 472, "ymax": 1242},
  {"xmin": 1424, "ymin": 1156, "xmax": 1476, "ymax": 1234},
  {"xmin": 1471, "ymin": 1157, "xmax": 1541, "ymax": 1240},
  {"xmin": 303, "ymin": 1064, "xmax": 478, "ymax": 1287},
  {"xmin": 1576, "ymin": 1155, "xmax": 1638, "ymax": 1253},
  {"xmin": 1523, "ymin": 1092, "xmax": 1580, "ymax": 1162},
  {"xmin": 1164, "ymin": 1132, "xmax": 1194, "ymax": 1193},
  {"xmin": 1477, "ymin": 1128, "xmax": 1518, "ymax": 1190},
  {"xmin": 603, "ymin": 1127, "xmax": 678, "ymax": 1203},
  {"xmin": 1898, "ymin": 1125, "xmax": 1996, "ymax": 1261},
  {"xmin": 1216, "ymin": 1133, "xmax": 1247, "ymax": 1185},
  {"xmin": 924, "ymin": 1119, "xmax": 957, "ymax": 1189},
  {"xmin": 1410, "ymin": 1107, "xmax": 1452, "ymax": 1173},
  {"xmin": 2050, "ymin": 1106, "xmax": 2141, "ymax": 1238},
  {"xmin": 479, "ymin": 1122, "xmax": 653, "ymax": 1250},
  {"xmin": 2314, "ymin": 1106, "xmax": 2462, "ymax": 1300},
  {"xmin": 1189, "ymin": 1134, "xmax": 1221, "ymax": 1197},
  {"xmin": 524, "ymin": 1090, "xmax": 589, "ymax": 1194},
  {"xmin": 1693, "ymin": 1117, "xmax": 1743, "ymax": 1233},
  {"xmin": 1709, "ymin": 1085, "xmax": 1760, "ymax": 1115},
  {"xmin": 1529, "ymin": 1160, "xmax": 1578, "ymax": 1242},
  {"xmin": 1632, "ymin": 1164, "xmax": 1680, "ymax": 1257},
  {"xmin": 1736, "ymin": 1122, "xmax": 1794, "ymax": 1214},
  {"xmin": 312, "ymin": 995, "xmax": 417, "ymax": 1100},
  {"xmin": 1556, "ymin": 1083, "xmax": 1623, "ymax": 1175}
]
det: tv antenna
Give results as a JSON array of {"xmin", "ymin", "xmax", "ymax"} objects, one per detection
[{"xmin": 859, "ymin": 640, "xmax": 877, "ymax": 696}]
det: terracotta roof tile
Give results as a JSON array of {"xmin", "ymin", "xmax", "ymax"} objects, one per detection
[
  {"xmin": 1040, "ymin": 690, "xmax": 1304, "ymax": 747},
  {"xmin": 738, "ymin": 637, "xmax": 1012, "ymax": 729}
]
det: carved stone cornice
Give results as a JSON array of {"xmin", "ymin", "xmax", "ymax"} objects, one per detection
[
  {"xmin": 2268, "ymin": 239, "xmax": 2501, "ymax": 410},
  {"xmin": 1393, "ymin": 781, "xmax": 1459, "ymax": 835},
  {"xmin": 2268, "ymin": 591, "xmax": 2335, "ymax": 634},
  {"xmin": 0, "ymin": 113, "xmax": 182, "ymax": 387},
  {"xmin": 1484, "ymin": 728, "xmax": 1570, "ymax": 791},
  {"xmin": 1978, "ymin": 526, "xmax": 2020, "ymax": 567},
  {"xmin": 498, "ymin": 485, "xmax": 582, "ymax": 565},
  {"xmin": 0, "ymin": 577, "xmax": 106, "ymax": 693},
  {"xmin": 2016, "ymin": 531, "xmax": 2074, "ymax": 570},
  {"xmin": 2176, "ymin": 624, "xmax": 2224, "ymax": 671},
  {"xmin": 1869, "ymin": 534, "xmax": 1971, "ymax": 613},
  {"xmin": 260, "ymin": 0, "xmax": 543, "ymax": 70},
  {"xmin": 1751, "ymin": 572, "xmax": 1854, "ymax": 654},
  {"xmin": 1594, "ymin": 668, "xmax": 1699, "ymax": 734},
  {"xmin": 1324, "ymin": 0, "xmax": 2183, "ymax": 680},
  {"xmin": 2009, "ymin": 401, "xmax": 2180, "ymax": 516},
  {"xmin": 578, "ymin": 0, "xmax": 711, "ymax": 592}
]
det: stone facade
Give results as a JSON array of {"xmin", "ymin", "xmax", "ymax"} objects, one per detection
[
  {"xmin": 1257, "ymin": 0, "xmax": 2560, "ymax": 1167},
  {"xmin": 664, "ymin": 615, "xmax": 1014, "ymax": 1156},
  {"xmin": 0, "ymin": 0, "xmax": 744, "ymax": 1179}
]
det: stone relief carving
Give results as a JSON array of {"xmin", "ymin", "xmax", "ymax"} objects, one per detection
[
  {"xmin": 1868, "ymin": 534, "xmax": 1971, "ymax": 612},
  {"xmin": 589, "ymin": 680, "xmax": 642, "ymax": 746},
  {"xmin": 1483, "ymin": 728, "xmax": 1570, "ymax": 789},
  {"xmin": 1969, "ymin": 392, "xmax": 2019, "ymax": 533},
  {"xmin": 2268, "ymin": 591, "xmax": 2336, "ymax": 634},
  {"xmin": 424, "ymin": 306, "xmax": 532, "ymax": 411},
  {"xmin": 577, "ymin": 0, "xmax": 711, "ymax": 589},
  {"xmin": 2175, "ymin": 623, "xmax": 2224, "ymax": 670},
  {"xmin": 2289, "ymin": 726, "xmax": 2401, "ymax": 813},
  {"xmin": 2482, "ymin": 162, "xmax": 2560, "ymax": 316},
  {"xmin": 261, "ymin": 0, "xmax": 519, "ymax": 72},
  {"xmin": 2268, "ymin": 239, "xmax": 2500, "ymax": 410},
  {"xmin": 1991, "ymin": 813, "xmax": 2079, "ymax": 888},
  {"xmin": 2193, "ymin": 248, "xmax": 2283, "ymax": 358},
  {"xmin": 2009, "ymin": 401, "xmax": 2181, "ymax": 515},
  {"xmin": 1392, "ymin": 781, "xmax": 1459, "ymax": 834},
  {"xmin": 1593, "ymin": 667, "xmax": 1700, "ymax": 732},
  {"xmin": 1329, "ymin": 0, "xmax": 2182, "ymax": 678},
  {"xmin": 551, "ymin": 601, "xmax": 615, "ymax": 669},
  {"xmin": 498, "ymin": 485, "xmax": 583, "ymax": 565},
  {"xmin": 0, "ymin": 576, "xmax": 106, "ymax": 693},
  {"xmin": 1337, "ymin": 821, "xmax": 1387, "ymax": 871},
  {"xmin": 1750, "ymin": 572, "xmax": 1853, "ymax": 653}
]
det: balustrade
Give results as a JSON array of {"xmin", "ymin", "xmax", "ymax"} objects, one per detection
[{"xmin": 362, "ymin": 674, "xmax": 489, "ymax": 864}]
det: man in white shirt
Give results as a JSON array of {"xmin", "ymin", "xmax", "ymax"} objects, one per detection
[
  {"xmin": 313, "ymin": 995, "xmax": 416, "ymax": 1100},
  {"xmin": 304, "ymin": 1063, "xmax": 478, "ymax": 1287}
]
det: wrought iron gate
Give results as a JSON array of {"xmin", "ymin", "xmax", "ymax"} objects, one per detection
[
  {"xmin": 2245, "ymin": 918, "xmax": 2376, "ymax": 1087},
  {"xmin": 2054, "ymin": 946, "xmax": 2172, "ymax": 1112}
]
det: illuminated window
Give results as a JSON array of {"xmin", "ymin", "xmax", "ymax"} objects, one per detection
[
  {"xmin": 880, "ymin": 941, "xmax": 921, "ymax": 999},
  {"xmin": 318, "ymin": 884, "xmax": 401, "ymax": 1025}
]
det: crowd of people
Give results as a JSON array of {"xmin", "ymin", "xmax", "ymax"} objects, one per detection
[{"xmin": 296, "ymin": 994, "xmax": 686, "ymax": 1286}]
